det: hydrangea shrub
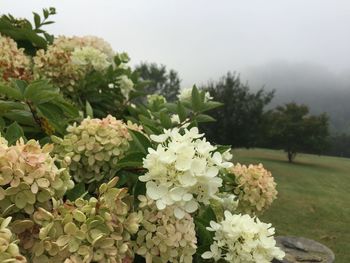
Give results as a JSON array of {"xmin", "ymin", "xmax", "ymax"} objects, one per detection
[{"xmin": 0, "ymin": 8, "xmax": 285, "ymax": 263}]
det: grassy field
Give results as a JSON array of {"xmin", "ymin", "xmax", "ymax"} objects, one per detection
[{"xmin": 233, "ymin": 148, "xmax": 350, "ymax": 263}]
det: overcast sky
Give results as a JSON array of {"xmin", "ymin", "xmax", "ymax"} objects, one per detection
[{"xmin": 2, "ymin": 0, "xmax": 350, "ymax": 87}]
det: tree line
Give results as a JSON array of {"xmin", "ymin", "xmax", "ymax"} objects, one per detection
[{"xmin": 135, "ymin": 62, "xmax": 348, "ymax": 162}]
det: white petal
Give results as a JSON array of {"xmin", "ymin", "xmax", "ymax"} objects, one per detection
[
  {"xmin": 212, "ymin": 152, "xmax": 222, "ymax": 164},
  {"xmin": 182, "ymin": 193, "xmax": 193, "ymax": 201},
  {"xmin": 159, "ymin": 150, "xmax": 176, "ymax": 164},
  {"xmin": 175, "ymin": 155, "xmax": 192, "ymax": 171},
  {"xmin": 169, "ymin": 187, "xmax": 185, "ymax": 202},
  {"xmin": 156, "ymin": 199, "xmax": 166, "ymax": 210},
  {"xmin": 202, "ymin": 251, "xmax": 213, "ymax": 259},
  {"xmin": 174, "ymin": 207, "xmax": 186, "ymax": 219},
  {"xmin": 206, "ymin": 166, "xmax": 219, "ymax": 177},
  {"xmin": 178, "ymin": 172, "xmax": 197, "ymax": 187},
  {"xmin": 146, "ymin": 182, "xmax": 167, "ymax": 200},
  {"xmin": 185, "ymin": 200, "xmax": 198, "ymax": 213},
  {"xmin": 191, "ymin": 158, "xmax": 207, "ymax": 175},
  {"xmin": 150, "ymin": 134, "xmax": 168, "ymax": 143}
]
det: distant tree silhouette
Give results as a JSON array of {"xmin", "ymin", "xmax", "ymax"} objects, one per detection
[
  {"xmin": 201, "ymin": 72, "xmax": 274, "ymax": 148},
  {"xmin": 266, "ymin": 103, "xmax": 330, "ymax": 162},
  {"xmin": 135, "ymin": 62, "xmax": 180, "ymax": 101}
]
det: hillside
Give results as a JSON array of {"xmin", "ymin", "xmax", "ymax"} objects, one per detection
[{"xmin": 233, "ymin": 148, "xmax": 350, "ymax": 262}]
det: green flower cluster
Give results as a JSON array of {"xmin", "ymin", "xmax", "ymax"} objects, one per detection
[
  {"xmin": 53, "ymin": 115, "xmax": 135, "ymax": 184},
  {"xmin": 0, "ymin": 217, "xmax": 27, "ymax": 263},
  {"xmin": 0, "ymin": 137, "xmax": 74, "ymax": 215},
  {"xmin": 13, "ymin": 178, "xmax": 141, "ymax": 263},
  {"xmin": 135, "ymin": 196, "xmax": 197, "ymax": 263}
]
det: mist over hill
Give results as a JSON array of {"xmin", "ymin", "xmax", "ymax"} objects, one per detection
[{"xmin": 243, "ymin": 61, "xmax": 350, "ymax": 134}]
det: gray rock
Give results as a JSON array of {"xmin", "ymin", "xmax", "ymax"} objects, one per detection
[{"xmin": 272, "ymin": 236, "xmax": 335, "ymax": 263}]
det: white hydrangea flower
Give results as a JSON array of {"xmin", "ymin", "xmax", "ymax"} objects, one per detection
[
  {"xmin": 140, "ymin": 127, "xmax": 232, "ymax": 219},
  {"xmin": 117, "ymin": 75, "xmax": 134, "ymax": 100},
  {"xmin": 147, "ymin": 94, "xmax": 167, "ymax": 105},
  {"xmin": 177, "ymin": 88, "xmax": 213, "ymax": 102},
  {"xmin": 204, "ymin": 91, "xmax": 213, "ymax": 102},
  {"xmin": 217, "ymin": 193, "xmax": 238, "ymax": 213},
  {"xmin": 177, "ymin": 88, "xmax": 192, "ymax": 101},
  {"xmin": 170, "ymin": 114, "xmax": 180, "ymax": 124},
  {"xmin": 202, "ymin": 211, "xmax": 285, "ymax": 263},
  {"xmin": 72, "ymin": 46, "xmax": 111, "ymax": 71},
  {"xmin": 222, "ymin": 149, "xmax": 233, "ymax": 161}
]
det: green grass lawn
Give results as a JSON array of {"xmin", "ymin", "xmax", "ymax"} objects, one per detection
[{"xmin": 233, "ymin": 148, "xmax": 350, "ymax": 263}]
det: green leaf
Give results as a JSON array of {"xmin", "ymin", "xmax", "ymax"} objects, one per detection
[
  {"xmin": 216, "ymin": 145, "xmax": 232, "ymax": 154},
  {"xmin": 129, "ymin": 130, "xmax": 151, "ymax": 154},
  {"xmin": 51, "ymin": 97, "xmax": 79, "ymax": 118},
  {"xmin": 139, "ymin": 115, "xmax": 158, "ymax": 127},
  {"xmin": 133, "ymin": 180, "xmax": 146, "ymax": 206},
  {"xmin": 66, "ymin": 183, "xmax": 86, "ymax": 201},
  {"xmin": 195, "ymin": 114, "xmax": 216, "ymax": 123},
  {"xmin": 13, "ymin": 80, "xmax": 27, "ymax": 94},
  {"xmin": 5, "ymin": 122, "xmax": 24, "ymax": 145},
  {"xmin": 191, "ymin": 85, "xmax": 203, "ymax": 111},
  {"xmin": 33, "ymin": 12, "xmax": 41, "ymax": 28},
  {"xmin": 116, "ymin": 170, "xmax": 140, "ymax": 190},
  {"xmin": 196, "ymin": 205, "xmax": 217, "ymax": 226},
  {"xmin": 194, "ymin": 220, "xmax": 214, "ymax": 251},
  {"xmin": 200, "ymin": 101, "xmax": 223, "ymax": 112},
  {"xmin": 43, "ymin": 9, "xmax": 49, "ymax": 19},
  {"xmin": 159, "ymin": 111, "xmax": 172, "ymax": 129},
  {"xmin": 85, "ymin": 101, "xmax": 93, "ymax": 118},
  {"xmin": 37, "ymin": 103, "xmax": 65, "ymax": 134},
  {"xmin": 115, "ymin": 152, "xmax": 145, "ymax": 169},
  {"xmin": 164, "ymin": 102, "xmax": 177, "ymax": 112},
  {"xmin": 0, "ymin": 101, "xmax": 25, "ymax": 113},
  {"xmin": 3, "ymin": 110, "xmax": 36, "ymax": 126},
  {"xmin": 0, "ymin": 117, "xmax": 5, "ymax": 131},
  {"xmin": 177, "ymin": 102, "xmax": 187, "ymax": 122},
  {"xmin": 0, "ymin": 83, "xmax": 23, "ymax": 100},
  {"xmin": 142, "ymin": 125, "xmax": 161, "ymax": 136},
  {"xmin": 24, "ymin": 80, "xmax": 59, "ymax": 104}
]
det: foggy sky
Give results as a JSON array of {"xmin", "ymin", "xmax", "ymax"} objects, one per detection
[{"xmin": 2, "ymin": 0, "xmax": 350, "ymax": 87}]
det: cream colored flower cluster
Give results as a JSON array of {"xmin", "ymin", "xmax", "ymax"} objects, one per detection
[
  {"xmin": 0, "ymin": 217, "xmax": 27, "ymax": 263},
  {"xmin": 71, "ymin": 46, "xmax": 111, "ymax": 72},
  {"xmin": 0, "ymin": 137, "xmax": 74, "ymax": 215},
  {"xmin": 53, "ymin": 115, "xmax": 134, "ymax": 183},
  {"xmin": 33, "ymin": 35, "xmax": 114, "ymax": 92},
  {"xmin": 229, "ymin": 163, "xmax": 278, "ymax": 215},
  {"xmin": 140, "ymin": 127, "xmax": 232, "ymax": 219},
  {"xmin": 202, "ymin": 211, "xmax": 285, "ymax": 263},
  {"xmin": 0, "ymin": 34, "xmax": 31, "ymax": 82},
  {"xmin": 135, "ymin": 196, "xmax": 197, "ymax": 263},
  {"xmin": 14, "ymin": 178, "xmax": 141, "ymax": 263}
]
